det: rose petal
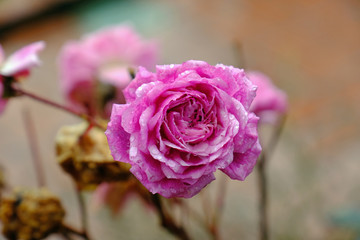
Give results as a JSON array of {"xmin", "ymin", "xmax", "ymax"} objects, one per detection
[
  {"xmin": 105, "ymin": 104, "xmax": 131, "ymax": 163},
  {"xmin": 221, "ymin": 140, "xmax": 261, "ymax": 180},
  {"xmin": 0, "ymin": 41, "xmax": 45, "ymax": 76}
]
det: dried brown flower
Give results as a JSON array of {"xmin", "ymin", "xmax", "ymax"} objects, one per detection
[
  {"xmin": 56, "ymin": 122, "xmax": 131, "ymax": 190},
  {"xmin": 0, "ymin": 188, "xmax": 65, "ymax": 240}
]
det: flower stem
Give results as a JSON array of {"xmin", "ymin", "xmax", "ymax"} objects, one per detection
[
  {"xmin": 12, "ymin": 84, "xmax": 106, "ymax": 131},
  {"xmin": 22, "ymin": 108, "xmax": 46, "ymax": 187},
  {"xmin": 151, "ymin": 194, "xmax": 191, "ymax": 240},
  {"xmin": 257, "ymin": 115, "xmax": 287, "ymax": 240}
]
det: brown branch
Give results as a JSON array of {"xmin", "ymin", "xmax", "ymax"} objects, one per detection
[{"xmin": 22, "ymin": 108, "xmax": 46, "ymax": 187}]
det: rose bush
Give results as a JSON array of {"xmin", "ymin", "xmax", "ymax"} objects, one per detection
[
  {"xmin": 247, "ymin": 71, "xmax": 288, "ymax": 124},
  {"xmin": 106, "ymin": 60, "xmax": 262, "ymax": 198}
]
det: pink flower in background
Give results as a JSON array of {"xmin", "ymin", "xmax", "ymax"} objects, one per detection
[
  {"xmin": 0, "ymin": 42, "xmax": 45, "ymax": 114},
  {"xmin": 59, "ymin": 25, "xmax": 158, "ymax": 117},
  {"xmin": 106, "ymin": 60, "xmax": 261, "ymax": 198},
  {"xmin": 247, "ymin": 71, "xmax": 288, "ymax": 124}
]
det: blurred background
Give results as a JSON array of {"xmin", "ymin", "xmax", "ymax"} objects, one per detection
[{"xmin": 0, "ymin": 0, "xmax": 359, "ymax": 239}]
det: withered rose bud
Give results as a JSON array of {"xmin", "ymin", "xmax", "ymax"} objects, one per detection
[
  {"xmin": 0, "ymin": 188, "xmax": 65, "ymax": 240},
  {"xmin": 56, "ymin": 122, "xmax": 131, "ymax": 190}
]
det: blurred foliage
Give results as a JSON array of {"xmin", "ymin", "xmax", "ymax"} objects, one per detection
[
  {"xmin": 73, "ymin": 0, "xmax": 173, "ymax": 35},
  {"xmin": 331, "ymin": 209, "xmax": 360, "ymax": 233}
]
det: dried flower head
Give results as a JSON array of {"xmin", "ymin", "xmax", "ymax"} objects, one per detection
[
  {"xmin": 0, "ymin": 188, "xmax": 65, "ymax": 240},
  {"xmin": 56, "ymin": 122, "xmax": 131, "ymax": 189}
]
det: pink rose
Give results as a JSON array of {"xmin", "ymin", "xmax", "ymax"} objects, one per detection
[
  {"xmin": 247, "ymin": 71, "xmax": 288, "ymax": 124},
  {"xmin": 0, "ymin": 42, "xmax": 45, "ymax": 114},
  {"xmin": 106, "ymin": 60, "xmax": 261, "ymax": 198},
  {"xmin": 58, "ymin": 25, "xmax": 158, "ymax": 117}
]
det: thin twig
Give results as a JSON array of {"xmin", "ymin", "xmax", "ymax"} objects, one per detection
[
  {"xmin": 210, "ymin": 174, "xmax": 227, "ymax": 240},
  {"xmin": 200, "ymin": 189, "xmax": 211, "ymax": 227},
  {"xmin": 151, "ymin": 194, "xmax": 191, "ymax": 240},
  {"xmin": 233, "ymin": 40, "xmax": 247, "ymax": 69},
  {"xmin": 257, "ymin": 115, "xmax": 287, "ymax": 240},
  {"xmin": 61, "ymin": 223, "xmax": 88, "ymax": 239},
  {"xmin": 265, "ymin": 115, "xmax": 287, "ymax": 158},
  {"xmin": 74, "ymin": 185, "xmax": 91, "ymax": 240},
  {"xmin": 257, "ymin": 152, "xmax": 268, "ymax": 240},
  {"xmin": 22, "ymin": 108, "xmax": 46, "ymax": 187},
  {"xmin": 13, "ymin": 84, "xmax": 106, "ymax": 131}
]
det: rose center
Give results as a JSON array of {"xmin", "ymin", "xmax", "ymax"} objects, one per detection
[{"xmin": 165, "ymin": 96, "xmax": 215, "ymax": 144}]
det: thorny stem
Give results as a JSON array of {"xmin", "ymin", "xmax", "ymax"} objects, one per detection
[
  {"xmin": 74, "ymin": 185, "xmax": 91, "ymax": 240},
  {"xmin": 22, "ymin": 108, "xmax": 46, "ymax": 187},
  {"xmin": 12, "ymin": 84, "xmax": 106, "ymax": 131},
  {"xmin": 257, "ymin": 115, "xmax": 287, "ymax": 240},
  {"xmin": 151, "ymin": 194, "xmax": 191, "ymax": 240}
]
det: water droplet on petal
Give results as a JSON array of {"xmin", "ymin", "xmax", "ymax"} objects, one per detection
[{"xmin": 130, "ymin": 146, "xmax": 138, "ymax": 157}]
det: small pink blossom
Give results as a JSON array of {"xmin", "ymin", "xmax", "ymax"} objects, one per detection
[
  {"xmin": 58, "ymin": 25, "xmax": 158, "ymax": 117},
  {"xmin": 247, "ymin": 71, "xmax": 288, "ymax": 124},
  {"xmin": 0, "ymin": 42, "xmax": 45, "ymax": 115},
  {"xmin": 106, "ymin": 60, "xmax": 261, "ymax": 198}
]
